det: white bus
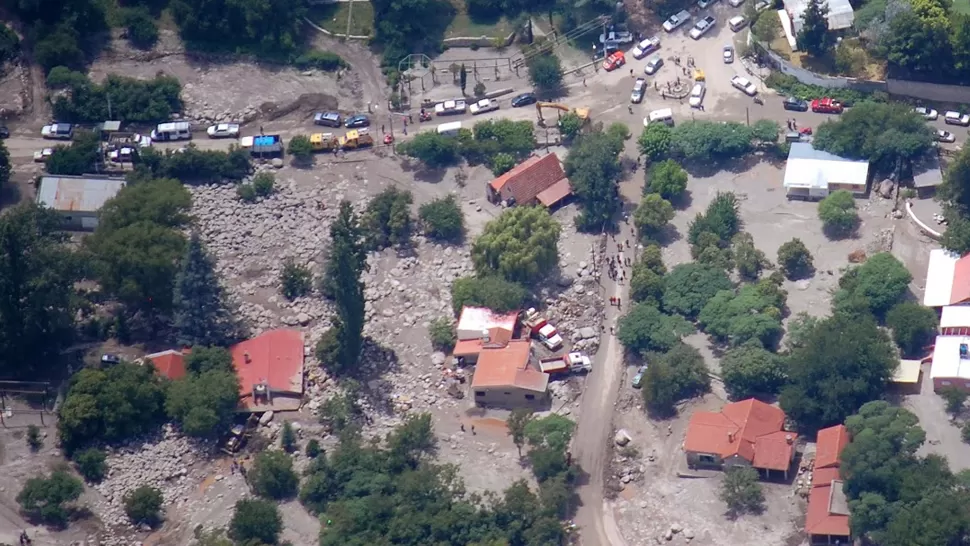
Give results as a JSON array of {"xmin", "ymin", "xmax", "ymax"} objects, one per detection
[
  {"xmin": 436, "ymin": 121, "xmax": 462, "ymax": 137},
  {"xmin": 150, "ymin": 121, "xmax": 192, "ymax": 141}
]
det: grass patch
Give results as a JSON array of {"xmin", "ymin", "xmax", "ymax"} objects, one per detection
[
  {"xmin": 955, "ymin": 0, "xmax": 970, "ymax": 14},
  {"xmin": 767, "ymin": 35, "xmax": 885, "ymax": 80},
  {"xmin": 309, "ymin": 2, "xmax": 375, "ymax": 37},
  {"xmin": 444, "ymin": 0, "xmax": 514, "ymax": 39}
]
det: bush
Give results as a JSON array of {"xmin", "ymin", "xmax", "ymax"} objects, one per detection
[
  {"xmin": 35, "ymin": 29, "xmax": 85, "ymax": 72},
  {"xmin": 777, "ymin": 238, "xmax": 814, "ymax": 280},
  {"xmin": 646, "ymin": 159, "xmax": 688, "ymax": 201},
  {"xmin": 473, "ymin": 81, "xmax": 487, "ymax": 98},
  {"xmin": 294, "ymin": 50, "xmax": 348, "ymax": 71},
  {"xmin": 281, "ymin": 421, "xmax": 297, "ymax": 453},
  {"xmin": 818, "ymin": 190, "xmax": 859, "ymax": 238},
  {"xmin": 0, "ymin": 24, "xmax": 21, "ymax": 65},
  {"xmin": 73, "ymin": 448, "xmax": 108, "ymax": 483},
  {"xmin": 451, "ymin": 275, "xmax": 527, "ymax": 315},
  {"xmin": 252, "ymin": 172, "xmax": 275, "ymax": 196},
  {"xmin": 640, "ymin": 343, "xmax": 711, "ymax": 417},
  {"xmin": 236, "ymin": 183, "xmax": 256, "ymax": 202},
  {"xmin": 46, "ymin": 130, "xmax": 101, "ymax": 176},
  {"xmin": 429, "ymin": 317, "xmax": 456, "ymax": 352},
  {"xmin": 17, "ymin": 468, "xmax": 84, "ymax": 528},
  {"xmin": 26, "ymin": 425, "xmax": 43, "ymax": 451},
  {"xmin": 249, "ymin": 450, "xmax": 299, "ymax": 500},
  {"xmin": 51, "ymin": 73, "xmax": 182, "ymax": 123},
  {"xmin": 287, "ymin": 135, "xmax": 314, "ymax": 163},
  {"xmin": 397, "ymin": 131, "xmax": 460, "ymax": 167},
  {"xmin": 305, "ymin": 438, "xmax": 322, "ymax": 458},
  {"xmin": 885, "ymin": 303, "xmax": 937, "ymax": 356},
  {"xmin": 363, "ymin": 187, "xmax": 414, "ymax": 250},
  {"xmin": 490, "ymin": 152, "xmax": 517, "ymax": 175},
  {"xmin": 719, "ymin": 466, "xmax": 765, "ymax": 516},
  {"xmin": 46, "ymin": 66, "xmax": 89, "ymax": 89},
  {"xmin": 419, "ymin": 195, "xmax": 465, "ymax": 242},
  {"xmin": 123, "ymin": 7, "xmax": 159, "ymax": 50},
  {"xmin": 138, "ymin": 146, "xmax": 252, "ymax": 183},
  {"xmin": 124, "ymin": 486, "xmax": 163, "ymax": 527},
  {"xmin": 280, "ymin": 258, "xmax": 313, "ymax": 300},
  {"xmin": 229, "ymin": 498, "xmax": 282, "ymax": 545},
  {"xmin": 764, "ymin": 72, "xmax": 877, "ymax": 106}
]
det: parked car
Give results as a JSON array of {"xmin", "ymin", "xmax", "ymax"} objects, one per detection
[
  {"xmin": 469, "ymin": 98, "xmax": 499, "ymax": 115},
  {"xmin": 689, "ymin": 16, "xmax": 716, "ymax": 39},
  {"xmin": 729, "ymin": 0, "xmax": 745, "ymax": 6},
  {"xmin": 698, "ymin": 0, "xmax": 718, "ymax": 8},
  {"xmin": 631, "ymin": 36, "xmax": 661, "ymax": 59},
  {"xmin": 945, "ymin": 111, "xmax": 970, "ymax": 126},
  {"xmin": 723, "ymin": 45, "xmax": 734, "ymax": 63},
  {"xmin": 33, "ymin": 148, "xmax": 54, "ymax": 162},
  {"xmin": 598, "ymin": 30, "xmax": 634, "ymax": 44},
  {"xmin": 511, "ymin": 92, "xmax": 537, "ymax": 107},
  {"xmin": 603, "ymin": 51, "xmax": 626, "ymax": 71},
  {"xmin": 345, "ymin": 115, "xmax": 370, "ymax": 128},
  {"xmin": 435, "ymin": 99, "xmax": 467, "ymax": 116},
  {"xmin": 206, "ymin": 123, "xmax": 240, "ymax": 138},
  {"xmin": 662, "ymin": 10, "xmax": 692, "ymax": 32},
  {"xmin": 314, "ymin": 111, "xmax": 342, "ymax": 127},
  {"xmin": 729, "ymin": 15, "xmax": 748, "ymax": 31},
  {"xmin": 644, "ymin": 55, "xmax": 665, "ymax": 75},
  {"xmin": 101, "ymin": 354, "xmax": 121, "ymax": 366},
  {"xmin": 811, "ymin": 98, "xmax": 844, "ymax": 114},
  {"xmin": 632, "ymin": 365, "xmax": 649, "ymax": 388},
  {"xmin": 914, "ymin": 107, "xmax": 939, "ymax": 120},
  {"xmin": 689, "ymin": 82, "xmax": 706, "ymax": 107},
  {"xmin": 731, "ymin": 75, "xmax": 758, "ymax": 96},
  {"xmin": 41, "ymin": 123, "xmax": 73, "ymax": 140},
  {"xmin": 0, "ymin": 126, "xmax": 8, "ymax": 139},
  {"xmin": 631, "ymin": 78, "xmax": 647, "ymax": 103},
  {"xmin": 783, "ymin": 96, "xmax": 810, "ymax": 111},
  {"xmin": 937, "ymin": 130, "xmax": 956, "ymax": 143}
]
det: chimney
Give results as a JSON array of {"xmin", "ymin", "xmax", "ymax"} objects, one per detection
[
  {"xmin": 482, "ymin": 329, "xmax": 490, "ymax": 343},
  {"xmin": 727, "ymin": 431, "xmax": 735, "ymax": 443},
  {"xmin": 244, "ymin": 352, "xmax": 252, "ymax": 364},
  {"xmin": 786, "ymin": 434, "xmax": 793, "ymax": 445}
]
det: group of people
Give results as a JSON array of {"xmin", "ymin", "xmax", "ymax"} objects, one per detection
[{"xmin": 18, "ymin": 530, "xmax": 31, "ymax": 546}]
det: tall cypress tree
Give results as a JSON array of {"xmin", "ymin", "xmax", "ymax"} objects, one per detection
[
  {"xmin": 172, "ymin": 233, "xmax": 235, "ymax": 347},
  {"xmin": 796, "ymin": 0, "xmax": 831, "ymax": 57},
  {"xmin": 316, "ymin": 201, "xmax": 368, "ymax": 374}
]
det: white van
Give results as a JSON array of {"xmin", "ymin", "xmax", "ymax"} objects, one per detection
[
  {"xmin": 729, "ymin": 15, "xmax": 747, "ymax": 32},
  {"xmin": 436, "ymin": 121, "xmax": 462, "ymax": 137},
  {"xmin": 645, "ymin": 108, "xmax": 675, "ymax": 127},
  {"xmin": 151, "ymin": 121, "xmax": 192, "ymax": 141}
]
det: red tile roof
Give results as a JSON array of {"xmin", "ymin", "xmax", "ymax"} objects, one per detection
[
  {"xmin": 145, "ymin": 350, "xmax": 186, "ymax": 381},
  {"xmin": 471, "ymin": 340, "xmax": 548, "ymax": 393},
  {"xmin": 806, "ymin": 484, "xmax": 851, "ymax": 537},
  {"xmin": 488, "ymin": 153, "xmax": 570, "ymax": 207},
  {"xmin": 815, "ymin": 424, "xmax": 850, "ymax": 469},
  {"xmin": 454, "ymin": 339, "xmax": 483, "ymax": 357},
  {"xmin": 230, "ymin": 329, "xmax": 305, "ymax": 410},
  {"xmin": 952, "ymin": 254, "xmax": 970, "ymax": 304},
  {"xmin": 683, "ymin": 399, "xmax": 796, "ymax": 470},
  {"xmin": 812, "ymin": 467, "xmax": 841, "ymax": 487},
  {"xmin": 535, "ymin": 178, "xmax": 573, "ymax": 207}
]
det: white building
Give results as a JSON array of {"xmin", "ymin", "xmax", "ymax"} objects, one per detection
[
  {"xmin": 784, "ymin": 0, "xmax": 855, "ymax": 35},
  {"xmin": 783, "ymin": 143, "xmax": 870, "ymax": 199},
  {"xmin": 930, "ymin": 335, "xmax": 970, "ymax": 392},
  {"xmin": 922, "ymin": 248, "xmax": 970, "ymax": 307},
  {"xmin": 36, "ymin": 175, "xmax": 126, "ymax": 230}
]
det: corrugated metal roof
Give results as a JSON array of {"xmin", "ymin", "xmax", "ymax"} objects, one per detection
[
  {"xmin": 36, "ymin": 176, "xmax": 125, "ymax": 213},
  {"xmin": 912, "ymin": 153, "xmax": 943, "ymax": 188},
  {"xmin": 783, "ymin": 143, "xmax": 869, "ymax": 190}
]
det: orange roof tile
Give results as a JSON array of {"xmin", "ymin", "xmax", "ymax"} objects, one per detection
[
  {"xmin": 812, "ymin": 467, "xmax": 841, "ymax": 488},
  {"xmin": 488, "ymin": 153, "xmax": 568, "ymax": 206},
  {"xmin": 535, "ymin": 178, "xmax": 573, "ymax": 207},
  {"xmin": 684, "ymin": 399, "xmax": 791, "ymax": 469},
  {"xmin": 145, "ymin": 350, "xmax": 186, "ymax": 381},
  {"xmin": 231, "ymin": 329, "xmax": 305, "ymax": 410},
  {"xmin": 471, "ymin": 340, "xmax": 547, "ymax": 393},
  {"xmin": 752, "ymin": 431, "xmax": 797, "ymax": 472},
  {"xmin": 953, "ymin": 254, "xmax": 970, "ymax": 304},
  {"xmin": 815, "ymin": 424, "xmax": 850, "ymax": 469},
  {"xmin": 806, "ymin": 484, "xmax": 851, "ymax": 537},
  {"xmin": 454, "ymin": 339, "xmax": 483, "ymax": 357}
]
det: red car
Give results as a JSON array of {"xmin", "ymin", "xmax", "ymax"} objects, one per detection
[
  {"xmin": 811, "ymin": 98, "xmax": 844, "ymax": 114},
  {"xmin": 604, "ymin": 51, "xmax": 626, "ymax": 71}
]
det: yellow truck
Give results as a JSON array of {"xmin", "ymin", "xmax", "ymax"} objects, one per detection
[
  {"xmin": 310, "ymin": 133, "xmax": 338, "ymax": 152},
  {"xmin": 338, "ymin": 129, "xmax": 375, "ymax": 150}
]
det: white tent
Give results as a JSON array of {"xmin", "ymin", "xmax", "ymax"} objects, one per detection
[{"xmin": 784, "ymin": 0, "xmax": 855, "ymax": 34}]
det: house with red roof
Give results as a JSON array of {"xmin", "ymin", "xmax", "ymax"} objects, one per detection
[
  {"xmin": 470, "ymin": 339, "xmax": 549, "ymax": 408},
  {"xmin": 683, "ymin": 399, "xmax": 798, "ymax": 479},
  {"xmin": 230, "ymin": 329, "xmax": 305, "ymax": 412},
  {"xmin": 806, "ymin": 424, "xmax": 851, "ymax": 544},
  {"xmin": 486, "ymin": 153, "xmax": 572, "ymax": 208},
  {"xmin": 454, "ymin": 306, "xmax": 522, "ymax": 364},
  {"xmin": 144, "ymin": 349, "xmax": 187, "ymax": 381}
]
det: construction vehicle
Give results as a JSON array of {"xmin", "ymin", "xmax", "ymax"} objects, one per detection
[
  {"xmin": 310, "ymin": 132, "xmax": 338, "ymax": 152},
  {"xmin": 338, "ymin": 129, "xmax": 374, "ymax": 150},
  {"xmin": 535, "ymin": 102, "xmax": 591, "ymax": 128},
  {"xmin": 220, "ymin": 414, "xmax": 259, "ymax": 455}
]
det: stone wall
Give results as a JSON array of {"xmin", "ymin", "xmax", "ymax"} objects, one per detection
[
  {"xmin": 753, "ymin": 41, "xmax": 887, "ymax": 92},
  {"xmin": 887, "ymin": 79, "xmax": 970, "ymax": 104},
  {"xmin": 442, "ymin": 32, "xmax": 517, "ymax": 49}
]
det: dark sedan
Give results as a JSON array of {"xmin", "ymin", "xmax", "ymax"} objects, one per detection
[
  {"xmin": 345, "ymin": 115, "xmax": 370, "ymax": 128},
  {"xmin": 511, "ymin": 93, "xmax": 537, "ymax": 108},
  {"xmin": 0, "ymin": 126, "xmax": 8, "ymax": 139},
  {"xmin": 783, "ymin": 97, "xmax": 809, "ymax": 111}
]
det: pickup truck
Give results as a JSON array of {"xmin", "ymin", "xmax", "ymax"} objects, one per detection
[
  {"xmin": 240, "ymin": 134, "xmax": 284, "ymax": 157},
  {"xmin": 539, "ymin": 352, "xmax": 592, "ymax": 375},
  {"xmin": 598, "ymin": 30, "xmax": 634, "ymax": 45},
  {"xmin": 811, "ymin": 98, "xmax": 844, "ymax": 114},
  {"xmin": 523, "ymin": 308, "xmax": 565, "ymax": 351},
  {"xmin": 434, "ymin": 100, "xmax": 467, "ymax": 116}
]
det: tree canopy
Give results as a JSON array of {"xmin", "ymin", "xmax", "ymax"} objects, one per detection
[
  {"xmin": 173, "ymin": 233, "xmax": 237, "ymax": 347},
  {"xmin": 362, "ymin": 187, "xmax": 413, "ymax": 250},
  {"xmin": 564, "ymin": 130, "xmax": 624, "ymax": 232},
  {"xmin": 51, "ymin": 73, "xmax": 182, "ymax": 123},
  {"xmin": 419, "ymin": 195, "xmax": 465, "ymax": 243},
  {"xmin": 646, "ymin": 159, "xmax": 688, "ymax": 201},
  {"xmin": 249, "ymin": 450, "xmax": 300, "ymax": 500},
  {"xmin": 640, "ymin": 343, "xmax": 711, "ymax": 417},
  {"xmin": 472, "ymin": 207, "xmax": 560, "ymax": 284},
  {"xmin": 835, "ymin": 252, "xmax": 912, "ymax": 319},
  {"xmin": 637, "ymin": 122, "xmax": 673, "ymax": 163},
  {"xmin": 671, "ymin": 121, "xmax": 754, "ymax": 163},
  {"xmin": 630, "ymin": 245, "xmax": 667, "ymax": 305},
  {"xmin": 817, "ymin": 190, "xmax": 860, "ymax": 238},
  {"xmin": 662, "ymin": 263, "xmax": 733, "ymax": 319},
  {"xmin": 165, "ymin": 369, "xmax": 240, "ymax": 438},
  {"xmin": 397, "ymin": 131, "xmax": 461, "ymax": 168},
  {"xmin": 796, "ymin": 0, "xmax": 832, "ymax": 56},
  {"xmin": 617, "ymin": 302, "xmax": 693, "ymax": 354},
  {"xmin": 17, "ymin": 468, "xmax": 84, "ymax": 528},
  {"xmin": 721, "ymin": 341, "xmax": 788, "ymax": 400},
  {"xmin": 527, "ymin": 53, "xmax": 564, "ymax": 94},
  {"xmin": 813, "ymin": 102, "xmax": 934, "ymax": 173},
  {"xmin": 451, "ymin": 275, "xmax": 528, "ymax": 316},
  {"xmin": 170, "ymin": 0, "xmax": 309, "ymax": 58},
  {"xmin": 777, "ymin": 238, "xmax": 815, "ymax": 280},
  {"xmin": 885, "ymin": 302, "xmax": 937, "ymax": 356},
  {"xmin": 634, "ymin": 194, "xmax": 675, "ymax": 243},
  {"xmin": 698, "ymin": 280, "xmax": 786, "ymax": 348}
]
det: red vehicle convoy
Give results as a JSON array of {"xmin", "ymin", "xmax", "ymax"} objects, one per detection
[{"xmin": 811, "ymin": 98, "xmax": 844, "ymax": 114}]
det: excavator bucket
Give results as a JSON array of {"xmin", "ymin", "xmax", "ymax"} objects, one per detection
[{"xmin": 575, "ymin": 107, "xmax": 590, "ymax": 121}]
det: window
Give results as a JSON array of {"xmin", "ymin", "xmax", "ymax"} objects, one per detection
[
  {"xmin": 942, "ymin": 380, "xmax": 953, "ymax": 386},
  {"xmin": 475, "ymin": 391, "xmax": 485, "ymax": 397},
  {"xmin": 699, "ymin": 454, "xmax": 716, "ymax": 464},
  {"xmin": 525, "ymin": 394, "xmax": 535, "ymax": 400}
]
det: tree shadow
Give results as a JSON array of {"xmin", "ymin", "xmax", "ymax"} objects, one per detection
[
  {"xmin": 670, "ymin": 189, "xmax": 693, "ymax": 211},
  {"xmin": 397, "ymin": 159, "xmax": 450, "ymax": 183},
  {"xmin": 821, "ymin": 220, "xmax": 862, "ymax": 241}
]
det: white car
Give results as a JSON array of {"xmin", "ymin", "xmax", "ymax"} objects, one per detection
[
  {"xmin": 631, "ymin": 36, "xmax": 661, "ymax": 59},
  {"xmin": 731, "ymin": 75, "xmax": 758, "ymax": 96},
  {"xmin": 698, "ymin": 0, "xmax": 719, "ymax": 8},
  {"xmin": 723, "ymin": 45, "xmax": 735, "ymax": 63},
  {"xmin": 644, "ymin": 55, "xmax": 665, "ymax": 75},
  {"xmin": 729, "ymin": 0, "xmax": 745, "ymax": 6},
  {"xmin": 938, "ymin": 130, "xmax": 956, "ymax": 143},
  {"xmin": 33, "ymin": 148, "xmax": 54, "ymax": 162},
  {"xmin": 41, "ymin": 123, "xmax": 73, "ymax": 140},
  {"xmin": 207, "ymin": 123, "xmax": 240, "ymax": 138},
  {"xmin": 108, "ymin": 147, "xmax": 136, "ymax": 163},
  {"xmin": 689, "ymin": 16, "xmax": 716, "ymax": 39},
  {"xmin": 631, "ymin": 78, "xmax": 647, "ymax": 103},
  {"xmin": 945, "ymin": 111, "xmax": 970, "ymax": 126},
  {"xmin": 689, "ymin": 83, "xmax": 706, "ymax": 107},
  {"xmin": 662, "ymin": 10, "xmax": 692, "ymax": 32},
  {"xmin": 435, "ymin": 99, "xmax": 467, "ymax": 116},
  {"xmin": 133, "ymin": 133, "xmax": 153, "ymax": 148},
  {"xmin": 915, "ymin": 107, "xmax": 939, "ymax": 120},
  {"xmin": 469, "ymin": 98, "xmax": 499, "ymax": 115}
]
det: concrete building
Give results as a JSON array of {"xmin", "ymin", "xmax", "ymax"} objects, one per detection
[
  {"xmin": 806, "ymin": 425, "xmax": 851, "ymax": 544},
  {"xmin": 783, "ymin": 143, "xmax": 870, "ymax": 199},
  {"xmin": 929, "ymin": 335, "xmax": 970, "ymax": 392},
  {"xmin": 923, "ymin": 249, "xmax": 970, "ymax": 307},
  {"xmin": 36, "ymin": 175, "xmax": 126, "ymax": 230},
  {"xmin": 683, "ymin": 399, "xmax": 798, "ymax": 479},
  {"xmin": 486, "ymin": 153, "xmax": 573, "ymax": 208},
  {"xmin": 470, "ymin": 340, "xmax": 549, "ymax": 408}
]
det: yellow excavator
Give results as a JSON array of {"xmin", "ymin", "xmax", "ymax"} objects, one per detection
[{"xmin": 536, "ymin": 102, "xmax": 591, "ymax": 127}]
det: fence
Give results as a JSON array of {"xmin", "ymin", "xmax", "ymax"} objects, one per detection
[{"xmin": 887, "ymin": 79, "xmax": 970, "ymax": 104}]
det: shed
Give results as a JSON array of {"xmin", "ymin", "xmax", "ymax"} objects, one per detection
[
  {"xmin": 36, "ymin": 175, "xmax": 126, "ymax": 230},
  {"xmin": 784, "ymin": 0, "xmax": 854, "ymax": 34},
  {"xmin": 911, "ymin": 153, "xmax": 944, "ymax": 197},
  {"xmin": 892, "ymin": 359, "xmax": 923, "ymax": 385},
  {"xmin": 783, "ymin": 143, "xmax": 870, "ymax": 199},
  {"xmin": 456, "ymin": 306, "xmax": 519, "ymax": 341},
  {"xmin": 929, "ymin": 335, "xmax": 970, "ymax": 392}
]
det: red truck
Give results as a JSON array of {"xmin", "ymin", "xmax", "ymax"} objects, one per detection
[
  {"xmin": 539, "ymin": 352, "xmax": 593, "ymax": 375},
  {"xmin": 523, "ymin": 308, "xmax": 564, "ymax": 351},
  {"xmin": 811, "ymin": 98, "xmax": 844, "ymax": 114}
]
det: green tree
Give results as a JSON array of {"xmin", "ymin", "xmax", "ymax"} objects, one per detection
[
  {"xmin": 640, "ymin": 343, "xmax": 711, "ymax": 417},
  {"xmin": 884, "ymin": 10, "xmax": 952, "ymax": 78},
  {"xmin": 123, "ymin": 7, "xmax": 159, "ymax": 49},
  {"xmin": 777, "ymin": 238, "xmax": 815, "ymax": 280},
  {"xmin": 719, "ymin": 467, "xmax": 765, "ymax": 517},
  {"xmin": 617, "ymin": 303, "xmax": 693, "ymax": 354},
  {"xmin": 165, "ymin": 370, "xmax": 240, "ymax": 438},
  {"xmin": 418, "ymin": 195, "xmax": 465, "ymax": 242},
  {"xmin": 0, "ymin": 204, "xmax": 77, "ymax": 379},
  {"xmin": 398, "ymin": 131, "xmax": 460, "ymax": 167},
  {"xmin": 940, "ymin": 141, "xmax": 970, "ymax": 213},
  {"xmin": 280, "ymin": 258, "xmax": 313, "ymax": 300},
  {"xmin": 0, "ymin": 24, "xmax": 20, "ymax": 66},
  {"xmin": 837, "ymin": 252, "xmax": 912, "ymax": 319},
  {"xmin": 732, "ymin": 232, "xmax": 768, "ymax": 280},
  {"xmin": 662, "ymin": 263, "xmax": 733, "ymax": 319},
  {"xmin": 281, "ymin": 421, "xmax": 297, "ymax": 453},
  {"xmin": 721, "ymin": 341, "xmax": 788, "ymax": 400},
  {"xmin": 637, "ymin": 122, "xmax": 672, "ymax": 162},
  {"xmin": 362, "ymin": 187, "xmax": 413, "ymax": 249},
  {"xmin": 752, "ymin": 9, "xmax": 780, "ymax": 41},
  {"xmin": 671, "ymin": 121, "xmax": 753, "ymax": 163},
  {"xmin": 228, "ymin": 498, "xmax": 282, "ymax": 545},
  {"xmin": 796, "ymin": 0, "xmax": 832, "ymax": 56},
  {"xmin": 318, "ymin": 380, "xmax": 364, "ymax": 434},
  {"xmin": 250, "ymin": 450, "xmax": 299, "ymax": 500},
  {"xmin": 630, "ymin": 246, "xmax": 666, "ymax": 305},
  {"xmin": 184, "ymin": 346, "xmax": 233, "ymax": 375},
  {"xmin": 564, "ymin": 130, "xmax": 624, "ymax": 231},
  {"xmin": 170, "ymin": 0, "xmax": 309, "ymax": 57},
  {"xmin": 634, "ymin": 193, "xmax": 674, "ymax": 242},
  {"xmin": 490, "ymin": 152, "xmax": 517, "ymax": 175},
  {"xmin": 26, "ymin": 425, "xmax": 42, "ymax": 451},
  {"xmin": 428, "ymin": 317, "xmax": 456, "ymax": 352},
  {"xmin": 750, "ymin": 119, "xmax": 781, "ymax": 145},
  {"xmin": 472, "ymin": 207, "xmax": 560, "ymax": 284},
  {"xmin": 527, "ymin": 53, "xmax": 563, "ymax": 94},
  {"xmin": 885, "ymin": 302, "xmax": 937, "ymax": 356},
  {"xmin": 73, "ymin": 448, "xmax": 107, "ymax": 483},
  {"xmin": 450, "ymin": 275, "xmax": 527, "ymax": 315},
  {"xmin": 467, "ymin": 119, "xmax": 536, "ymax": 163},
  {"xmin": 305, "ymin": 438, "xmax": 322, "ymax": 458},
  {"xmin": 942, "ymin": 212, "xmax": 970, "ymax": 254},
  {"xmin": 818, "ymin": 190, "xmax": 859, "ymax": 238},
  {"xmin": 698, "ymin": 283, "xmax": 785, "ymax": 348},
  {"xmin": 252, "ymin": 172, "xmax": 275, "ymax": 197},
  {"xmin": 780, "ymin": 314, "xmax": 895, "ymax": 432},
  {"xmin": 287, "ymin": 134, "xmax": 314, "ymax": 163},
  {"xmin": 17, "ymin": 468, "xmax": 84, "ymax": 528},
  {"xmin": 646, "ymin": 159, "xmax": 688, "ymax": 201},
  {"xmin": 173, "ymin": 233, "xmax": 235, "ymax": 346},
  {"xmin": 558, "ymin": 111, "xmax": 584, "ymax": 141},
  {"xmin": 124, "ymin": 486, "xmax": 163, "ymax": 527},
  {"xmin": 46, "ymin": 130, "xmax": 101, "ymax": 175},
  {"xmin": 940, "ymin": 386, "xmax": 969, "ymax": 416},
  {"xmin": 473, "ymin": 80, "xmax": 486, "ymax": 98},
  {"xmin": 0, "ymin": 139, "xmax": 10, "ymax": 190},
  {"xmin": 688, "ymin": 192, "xmax": 741, "ymax": 250},
  {"xmin": 507, "ymin": 408, "xmax": 534, "ymax": 457},
  {"xmin": 318, "ymin": 202, "xmax": 368, "ymax": 375}
]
